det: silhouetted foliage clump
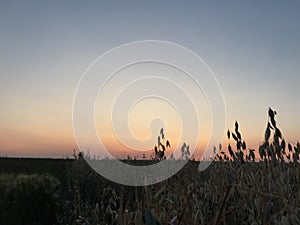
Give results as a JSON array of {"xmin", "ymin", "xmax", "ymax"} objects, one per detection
[{"xmin": 0, "ymin": 174, "xmax": 60, "ymax": 225}]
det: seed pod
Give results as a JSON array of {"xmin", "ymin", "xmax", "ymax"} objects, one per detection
[
  {"xmin": 281, "ymin": 139, "xmax": 286, "ymax": 151},
  {"xmin": 288, "ymin": 143, "xmax": 292, "ymax": 152},
  {"xmin": 236, "ymin": 130, "xmax": 242, "ymax": 140},
  {"xmin": 227, "ymin": 130, "xmax": 230, "ymax": 139},
  {"xmin": 235, "ymin": 121, "xmax": 239, "ymax": 131},
  {"xmin": 232, "ymin": 133, "xmax": 238, "ymax": 142},
  {"xmin": 242, "ymin": 141, "xmax": 247, "ymax": 150},
  {"xmin": 265, "ymin": 125, "xmax": 271, "ymax": 142},
  {"xmin": 275, "ymin": 127, "xmax": 282, "ymax": 139}
]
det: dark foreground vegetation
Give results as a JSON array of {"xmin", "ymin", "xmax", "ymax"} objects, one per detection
[
  {"xmin": 0, "ymin": 108, "xmax": 299, "ymax": 225},
  {"xmin": 0, "ymin": 158, "xmax": 299, "ymax": 225}
]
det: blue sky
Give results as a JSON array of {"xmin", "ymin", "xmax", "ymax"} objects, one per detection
[{"xmin": 0, "ymin": 1, "xmax": 299, "ymax": 157}]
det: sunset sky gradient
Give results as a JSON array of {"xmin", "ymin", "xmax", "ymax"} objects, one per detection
[{"xmin": 0, "ymin": 1, "xmax": 300, "ymax": 158}]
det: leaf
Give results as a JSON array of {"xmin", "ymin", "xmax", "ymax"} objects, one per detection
[
  {"xmin": 281, "ymin": 139, "xmax": 286, "ymax": 151},
  {"xmin": 166, "ymin": 140, "xmax": 171, "ymax": 148},
  {"xmin": 275, "ymin": 127, "xmax": 282, "ymax": 139},
  {"xmin": 270, "ymin": 117, "xmax": 276, "ymax": 128},
  {"xmin": 232, "ymin": 133, "xmax": 238, "ymax": 142},
  {"xmin": 268, "ymin": 107, "xmax": 275, "ymax": 119},
  {"xmin": 268, "ymin": 108, "xmax": 277, "ymax": 128},
  {"xmin": 228, "ymin": 144, "xmax": 235, "ymax": 159},
  {"xmin": 242, "ymin": 141, "xmax": 246, "ymax": 150},
  {"xmin": 236, "ymin": 130, "xmax": 242, "ymax": 140},
  {"xmin": 235, "ymin": 121, "xmax": 239, "ymax": 131},
  {"xmin": 265, "ymin": 126, "xmax": 271, "ymax": 142},
  {"xmin": 288, "ymin": 143, "xmax": 292, "ymax": 152},
  {"xmin": 227, "ymin": 130, "xmax": 230, "ymax": 139},
  {"xmin": 259, "ymin": 144, "xmax": 266, "ymax": 159},
  {"xmin": 213, "ymin": 146, "xmax": 216, "ymax": 154}
]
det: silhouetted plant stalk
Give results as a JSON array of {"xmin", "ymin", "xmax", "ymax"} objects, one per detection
[
  {"xmin": 214, "ymin": 107, "xmax": 300, "ymax": 165},
  {"xmin": 55, "ymin": 108, "xmax": 300, "ymax": 225}
]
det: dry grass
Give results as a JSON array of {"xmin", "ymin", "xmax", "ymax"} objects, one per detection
[{"xmin": 57, "ymin": 108, "xmax": 300, "ymax": 225}]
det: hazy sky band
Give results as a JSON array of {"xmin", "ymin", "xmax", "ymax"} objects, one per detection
[{"xmin": 0, "ymin": 1, "xmax": 299, "ymax": 157}]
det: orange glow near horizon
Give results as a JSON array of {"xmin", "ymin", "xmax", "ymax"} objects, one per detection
[
  {"xmin": 0, "ymin": 121, "xmax": 296, "ymax": 159},
  {"xmin": 0, "ymin": 99, "xmax": 297, "ymax": 159},
  {"xmin": 0, "ymin": 94, "xmax": 298, "ymax": 159}
]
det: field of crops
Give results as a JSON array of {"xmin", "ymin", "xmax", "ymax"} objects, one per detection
[
  {"xmin": 0, "ymin": 157, "xmax": 299, "ymax": 225},
  {"xmin": 0, "ymin": 109, "xmax": 299, "ymax": 225}
]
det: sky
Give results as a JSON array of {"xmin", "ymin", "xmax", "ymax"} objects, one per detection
[{"xmin": 0, "ymin": 1, "xmax": 299, "ymax": 158}]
